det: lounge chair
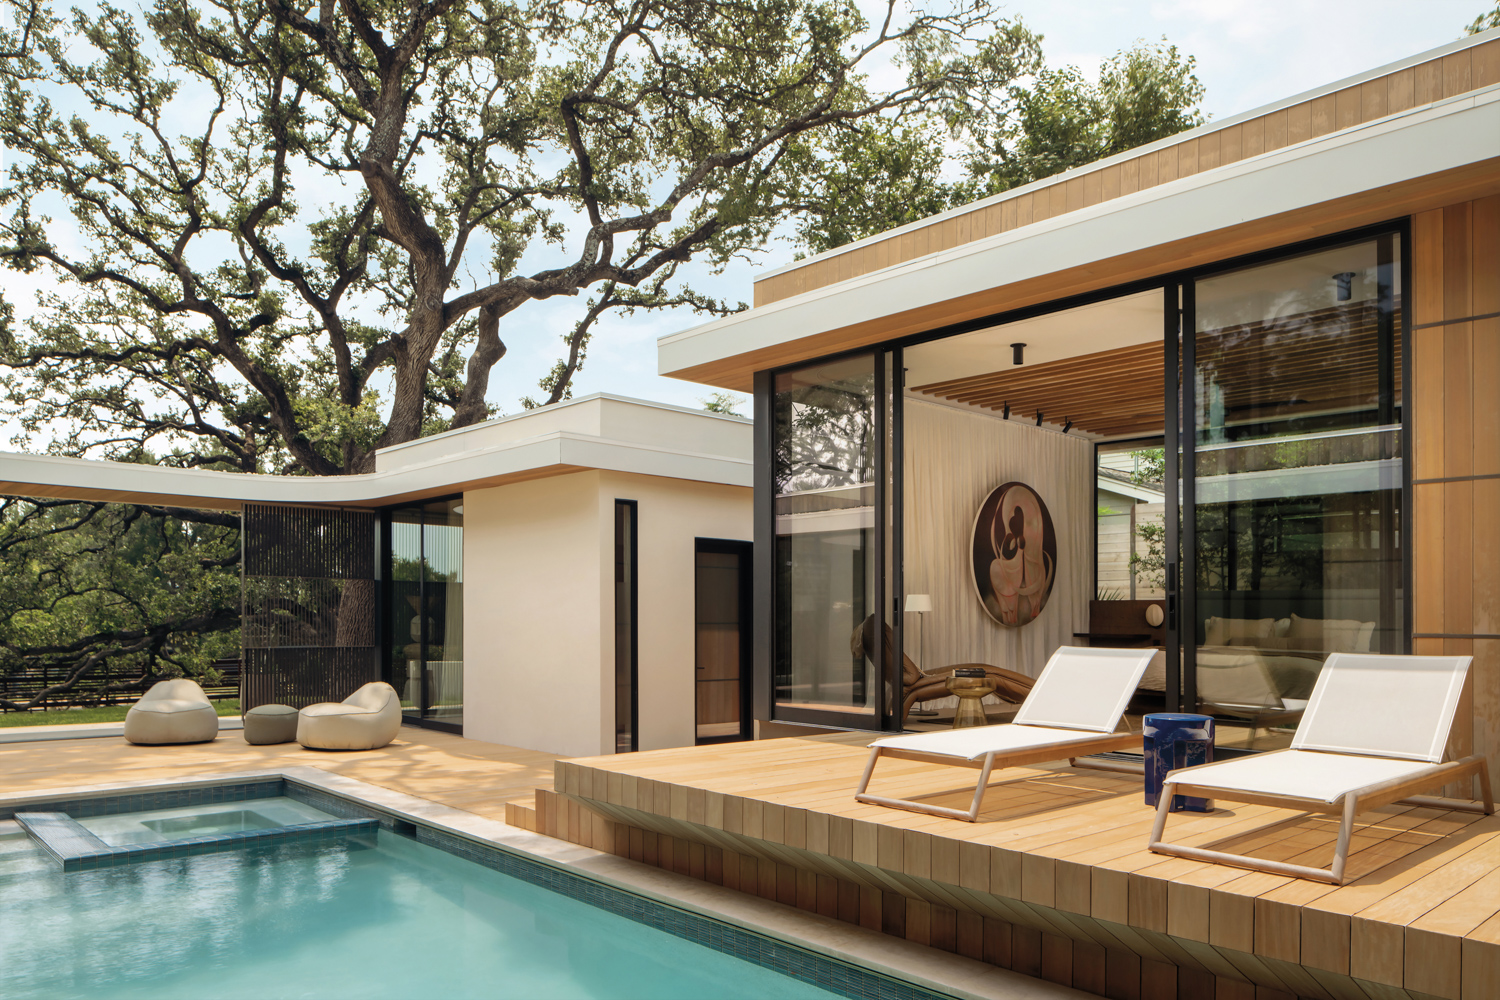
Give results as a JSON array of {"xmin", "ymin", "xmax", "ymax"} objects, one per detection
[
  {"xmin": 123, "ymin": 679, "xmax": 220, "ymax": 745},
  {"xmin": 1148, "ymin": 652, "xmax": 1494, "ymax": 884},
  {"xmin": 854, "ymin": 646, "xmax": 1158, "ymax": 821},
  {"xmin": 297, "ymin": 682, "xmax": 402, "ymax": 750},
  {"xmin": 852, "ymin": 616, "xmax": 1035, "ymax": 724}
]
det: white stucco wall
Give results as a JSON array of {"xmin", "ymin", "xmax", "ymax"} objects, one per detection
[
  {"xmin": 598, "ymin": 472, "xmax": 752, "ymax": 753},
  {"xmin": 462, "ymin": 470, "xmax": 751, "ymax": 758},
  {"xmin": 462, "ymin": 472, "xmax": 608, "ymax": 757}
]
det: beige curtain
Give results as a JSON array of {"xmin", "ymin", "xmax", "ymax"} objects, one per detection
[{"xmin": 902, "ymin": 398, "xmax": 1093, "ymax": 684}]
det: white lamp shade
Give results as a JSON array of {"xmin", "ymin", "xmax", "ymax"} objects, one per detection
[{"xmin": 904, "ymin": 594, "xmax": 933, "ymax": 613}]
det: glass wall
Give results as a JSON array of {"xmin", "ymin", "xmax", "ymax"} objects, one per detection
[
  {"xmin": 1189, "ymin": 234, "xmax": 1403, "ymax": 749},
  {"xmin": 386, "ymin": 499, "xmax": 464, "ymax": 730},
  {"xmin": 772, "ymin": 354, "xmax": 881, "ymax": 721}
]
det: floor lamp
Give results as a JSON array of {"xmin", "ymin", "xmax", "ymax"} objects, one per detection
[{"xmin": 904, "ymin": 594, "xmax": 934, "ymax": 715}]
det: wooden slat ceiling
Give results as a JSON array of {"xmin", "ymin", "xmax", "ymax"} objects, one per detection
[
  {"xmin": 912, "ymin": 304, "xmax": 1400, "ymax": 439},
  {"xmin": 914, "ymin": 341, "xmax": 1166, "ymax": 437}
]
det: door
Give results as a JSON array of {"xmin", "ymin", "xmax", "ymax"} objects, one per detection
[
  {"xmin": 1170, "ymin": 231, "xmax": 1406, "ymax": 753},
  {"xmin": 695, "ymin": 539, "xmax": 753, "ymax": 744}
]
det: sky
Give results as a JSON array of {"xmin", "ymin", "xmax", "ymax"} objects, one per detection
[
  {"xmin": 535, "ymin": 0, "xmax": 1490, "ymax": 415},
  {"xmin": 1, "ymin": 0, "xmax": 1490, "ymax": 444}
]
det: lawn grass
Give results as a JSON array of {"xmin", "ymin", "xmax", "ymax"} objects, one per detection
[{"xmin": 0, "ymin": 700, "xmax": 240, "ymax": 727}]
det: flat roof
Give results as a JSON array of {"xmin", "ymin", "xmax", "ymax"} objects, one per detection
[
  {"xmin": 0, "ymin": 394, "xmax": 752, "ymax": 510},
  {"xmin": 659, "ymin": 33, "xmax": 1500, "ymax": 389}
]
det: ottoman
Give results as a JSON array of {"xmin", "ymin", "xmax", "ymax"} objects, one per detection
[{"xmin": 243, "ymin": 703, "xmax": 299, "ymax": 745}]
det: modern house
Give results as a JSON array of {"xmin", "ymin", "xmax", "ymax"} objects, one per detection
[
  {"xmin": 656, "ymin": 29, "xmax": 1500, "ymax": 766},
  {"xmin": 0, "ymin": 394, "xmax": 753, "ymax": 756}
]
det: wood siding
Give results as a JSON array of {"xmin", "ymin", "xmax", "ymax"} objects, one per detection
[
  {"xmin": 1412, "ymin": 197, "xmax": 1500, "ymax": 798},
  {"xmin": 754, "ymin": 38, "xmax": 1500, "ymax": 308},
  {"xmin": 537, "ymin": 735, "xmax": 1500, "ymax": 1000}
]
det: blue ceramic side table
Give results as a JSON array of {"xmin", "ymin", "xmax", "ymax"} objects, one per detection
[{"xmin": 1144, "ymin": 713, "xmax": 1215, "ymax": 812}]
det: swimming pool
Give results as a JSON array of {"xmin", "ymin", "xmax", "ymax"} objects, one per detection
[{"xmin": 0, "ymin": 780, "xmax": 941, "ymax": 1000}]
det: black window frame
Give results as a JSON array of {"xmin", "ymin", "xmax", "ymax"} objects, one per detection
[{"xmin": 754, "ymin": 217, "xmax": 1413, "ymax": 733}]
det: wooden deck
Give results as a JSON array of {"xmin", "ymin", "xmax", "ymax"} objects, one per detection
[
  {"xmin": 536, "ymin": 733, "xmax": 1500, "ymax": 1000},
  {"xmin": 0, "ymin": 725, "xmax": 557, "ymax": 822}
]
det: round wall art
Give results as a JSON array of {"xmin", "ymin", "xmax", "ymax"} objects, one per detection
[{"xmin": 971, "ymin": 481, "xmax": 1057, "ymax": 627}]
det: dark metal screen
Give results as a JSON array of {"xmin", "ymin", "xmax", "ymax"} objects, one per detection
[{"xmin": 242, "ymin": 504, "xmax": 377, "ymax": 710}]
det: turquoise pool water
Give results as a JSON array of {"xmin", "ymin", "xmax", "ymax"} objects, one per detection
[{"xmin": 0, "ymin": 824, "xmax": 841, "ymax": 1000}]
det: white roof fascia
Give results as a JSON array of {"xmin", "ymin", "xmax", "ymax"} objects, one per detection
[
  {"xmin": 753, "ymin": 27, "xmax": 1500, "ymax": 282},
  {"xmin": 1096, "ymin": 477, "xmax": 1164, "ymax": 504},
  {"xmin": 0, "ymin": 428, "xmax": 751, "ymax": 509},
  {"xmin": 659, "ymin": 85, "xmax": 1500, "ymax": 376}
]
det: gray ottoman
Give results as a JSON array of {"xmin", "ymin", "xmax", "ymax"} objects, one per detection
[{"xmin": 243, "ymin": 704, "xmax": 299, "ymax": 745}]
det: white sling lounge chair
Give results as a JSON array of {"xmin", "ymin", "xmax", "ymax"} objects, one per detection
[
  {"xmin": 1149, "ymin": 652, "xmax": 1494, "ymax": 884},
  {"xmin": 854, "ymin": 646, "xmax": 1157, "ymax": 822}
]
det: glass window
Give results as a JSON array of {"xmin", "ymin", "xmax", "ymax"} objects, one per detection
[
  {"xmin": 387, "ymin": 499, "xmax": 464, "ymax": 729},
  {"xmin": 1191, "ymin": 234, "xmax": 1402, "ymax": 750},
  {"xmin": 772, "ymin": 355, "xmax": 878, "ymax": 717},
  {"xmin": 1095, "ymin": 438, "xmax": 1166, "ymax": 601},
  {"xmin": 614, "ymin": 500, "xmax": 637, "ymax": 753}
]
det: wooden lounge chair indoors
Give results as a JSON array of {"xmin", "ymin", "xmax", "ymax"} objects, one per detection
[
  {"xmin": 854, "ymin": 646, "xmax": 1158, "ymax": 822},
  {"xmin": 852, "ymin": 616, "xmax": 1035, "ymax": 724},
  {"xmin": 1149, "ymin": 652, "xmax": 1494, "ymax": 884}
]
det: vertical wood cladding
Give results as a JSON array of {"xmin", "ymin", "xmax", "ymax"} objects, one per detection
[{"xmin": 1411, "ymin": 197, "xmax": 1500, "ymax": 781}]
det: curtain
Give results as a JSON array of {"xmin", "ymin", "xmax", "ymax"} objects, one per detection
[{"xmin": 902, "ymin": 398, "xmax": 1093, "ymax": 685}]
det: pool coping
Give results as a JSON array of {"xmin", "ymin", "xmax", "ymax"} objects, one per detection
[{"xmin": 0, "ymin": 768, "xmax": 1086, "ymax": 1000}]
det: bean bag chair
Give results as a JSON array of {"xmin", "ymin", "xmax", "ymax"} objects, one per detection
[
  {"xmin": 297, "ymin": 682, "xmax": 402, "ymax": 750},
  {"xmin": 123, "ymin": 679, "xmax": 220, "ymax": 745}
]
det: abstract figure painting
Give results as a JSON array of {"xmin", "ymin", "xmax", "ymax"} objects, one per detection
[{"xmin": 972, "ymin": 481, "xmax": 1056, "ymax": 627}]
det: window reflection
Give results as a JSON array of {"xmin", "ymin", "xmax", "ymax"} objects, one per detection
[
  {"xmin": 1192, "ymin": 236, "xmax": 1402, "ymax": 750},
  {"xmin": 387, "ymin": 499, "xmax": 464, "ymax": 729},
  {"xmin": 773, "ymin": 356, "xmax": 877, "ymax": 716}
]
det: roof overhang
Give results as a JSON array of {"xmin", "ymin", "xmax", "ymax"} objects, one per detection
[
  {"xmin": 659, "ymin": 85, "xmax": 1500, "ymax": 390},
  {"xmin": 0, "ymin": 395, "xmax": 752, "ymax": 510}
]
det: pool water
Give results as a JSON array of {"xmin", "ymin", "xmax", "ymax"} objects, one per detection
[
  {"xmin": 0, "ymin": 823, "xmax": 842, "ymax": 1000},
  {"xmin": 78, "ymin": 796, "xmax": 337, "ymax": 846}
]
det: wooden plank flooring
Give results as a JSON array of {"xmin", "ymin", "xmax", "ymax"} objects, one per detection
[
  {"xmin": 548, "ymin": 733, "xmax": 1500, "ymax": 999},
  {"xmin": 0, "ymin": 726, "xmax": 558, "ymax": 822}
]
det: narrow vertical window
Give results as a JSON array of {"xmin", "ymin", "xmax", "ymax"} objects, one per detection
[{"xmin": 615, "ymin": 500, "xmax": 638, "ymax": 753}]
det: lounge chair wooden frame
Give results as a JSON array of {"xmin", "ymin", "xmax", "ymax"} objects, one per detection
[
  {"xmin": 1148, "ymin": 749, "xmax": 1493, "ymax": 884},
  {"xmin": 855, "ymin": 730, "xmax": 1141, "ymax": 822}
]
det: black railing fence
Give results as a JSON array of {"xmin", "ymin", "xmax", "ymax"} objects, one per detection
[{"xmin": 0, "ymin": 657, "xmax": 241, "ymax": 713}]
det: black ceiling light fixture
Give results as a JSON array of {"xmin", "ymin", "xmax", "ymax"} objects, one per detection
[
  {"xmin": 1333, "ymin": 272, "xmax": 1356, "ymax": 301},
  {"xmin": 1011, "ymin": 342, "xmax": 1026, "ymax": 365},
  {"xmin": 1002, "ymin": 401, "xmax": 1010, "ymax": 419},
  {"xmin": 1062, "ymin": 418, "xmax": 1074, "ymax": 434},
  {"xmin": 1035, "ymin": 410, "xmax": 1044, "ymax": 427}
]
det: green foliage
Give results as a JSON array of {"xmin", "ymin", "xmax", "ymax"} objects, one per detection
[
  {"xmin": 798, "ymin": 36, "xmax": 1207, "ymax": 253},
  {"xmin": 967, "ymin": 39, "xmax": 1205, "ymax": 195},
  {"xmin": 0, "ymin": 498, "xmax": 240, "ymax": 710},
  {"xmin": 0, "ymin": 0, "xmax": 1036, "ymax": 473},
  {"xmin": 701, "ymin": 392, "xmax": 746, "ymax": 416},
  {"xmin": 1469, "ymin": 2, "xmax": 1500, "ymax": 33}
]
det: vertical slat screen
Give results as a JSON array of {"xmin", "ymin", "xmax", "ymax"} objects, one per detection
[{"xmin": 241, "ymin": 504, "xmax": 378, "ymax": 710}]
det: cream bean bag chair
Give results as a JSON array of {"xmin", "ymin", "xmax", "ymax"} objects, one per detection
[
  {"xmin": 123, "ymin": 679, "xmax": 220, "ymax": 745},
  {"xmin": 297, "ymin": 682, "xmax": 402, "ymax": 750}
]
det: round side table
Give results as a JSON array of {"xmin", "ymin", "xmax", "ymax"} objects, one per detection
[{"xmin": 946, "ymin": 671, "xmax": 998, "ymax": 729}]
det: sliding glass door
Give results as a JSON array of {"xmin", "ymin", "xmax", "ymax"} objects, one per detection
[
  {"xmin": 385, "ymin": 499, "xmax": 464, "ymax": 731},
  {"xmin": 1177, "ymin": 231, "xmax": 1405, "ymax": 751},
  {"xmin": 769, "ymin": 351, "xmax": 898, "ymax": 729}
]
